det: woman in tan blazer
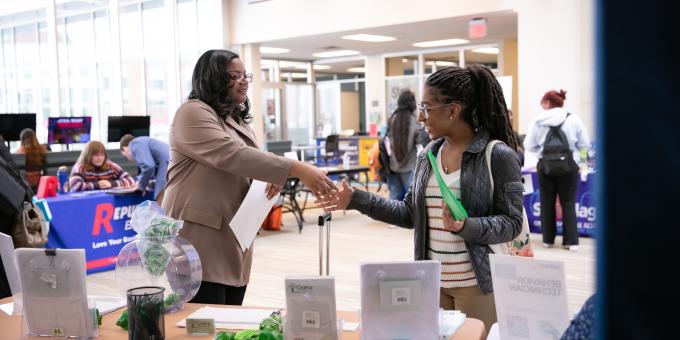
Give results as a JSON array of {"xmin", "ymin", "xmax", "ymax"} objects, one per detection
[{"xmin": 163, "ymin": 49, "xmax": 336, "ymax": 305}]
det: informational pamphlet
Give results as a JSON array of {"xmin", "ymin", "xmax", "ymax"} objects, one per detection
[
  {"xmin": 230, "ymin": 180, "xmax": 280, "ymax": 252},
  {"xmin": 490, "ymin": 254, "xmax": 570, "ymax": 340}
]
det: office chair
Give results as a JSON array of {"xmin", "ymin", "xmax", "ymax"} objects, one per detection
[{"xmin": 323, "ymin": 134, "xmax": 340, "ymax": 165}]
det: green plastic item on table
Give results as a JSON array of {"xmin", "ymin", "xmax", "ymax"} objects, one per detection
[
  {"xmin": 214, "ymin": 331, "xmax": 236, "ymax": 340},
  {"xmin": 214, "ymin": 331, "xmax": 237, "ymax": 340},
  {"xmin": 116, "ymin": 309, "xmax": 129, "ymax": 330},
  {"xmin": 426, "ymin": 150, "xmax": 468, "ymax": 220},
  {"xmin": 234, "ymin": 329, "xmax": 259, "ymax": 339},
  {"xmin": 164, "ymin": 293, "xmax": 180, "ymax": 308}
]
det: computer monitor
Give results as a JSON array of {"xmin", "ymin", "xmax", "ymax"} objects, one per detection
[
  {"xmin": 107, "ymin": 116, "xmax": 150, "ymax": 142},
  {"xmin": 0, "ymin": 113, "xmax": 36, "ymax": 141},
  {"xmin": 47, "ymin": 117, "xmax": 92, "ymax": 145},
  {"xmin": 360, "ymin": 260, "xmax": 441, "ymax": 339},
  {"xmin": 266, "ymin": 140, "xmax": 292, "ymax": 156}
]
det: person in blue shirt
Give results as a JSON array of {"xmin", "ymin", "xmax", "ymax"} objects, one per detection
[{"xmin": 120, "ymin": 134, "xmax": 169, "ymax": 203}]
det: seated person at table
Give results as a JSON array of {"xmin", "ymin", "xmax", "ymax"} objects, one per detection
[{"xmin": 69, "ymin": 141, "xmax": 136, "ymax": 192}]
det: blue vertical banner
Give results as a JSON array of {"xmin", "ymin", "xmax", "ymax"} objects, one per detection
[{"xmin": 523, "ymin": 170, "xmax": 597, "ymax": 237}]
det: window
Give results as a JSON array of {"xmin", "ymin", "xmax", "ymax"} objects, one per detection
[
  {"xmin": 143, "ymin": 0, "xmax": 168, "ymax": 139},
  {"xmin": 120, "ymin": 3, "xmax": 145, "ymax": 115}
]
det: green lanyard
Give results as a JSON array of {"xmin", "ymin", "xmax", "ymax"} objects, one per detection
[{"xmin": 426, "ymin": 150, "xmax": 468, "ymax": 221}]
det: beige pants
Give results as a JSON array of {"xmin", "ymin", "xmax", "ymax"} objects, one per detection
[{"xmin": 440, "ymin": 285, "xmax": 496, "ymax": 336}]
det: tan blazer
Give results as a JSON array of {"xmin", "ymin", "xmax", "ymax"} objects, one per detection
[{"xmin": 162, "ymin": 99, "xmax": 293, "ymax": 287}]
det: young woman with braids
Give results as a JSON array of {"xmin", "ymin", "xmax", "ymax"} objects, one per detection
[
  {"xmin": 386, "ymin": 90, "xmax": 419, "ymax": 200},
  {"xmin": 317, "ymin": 65, "xmax": 524, "ymax": 331}
]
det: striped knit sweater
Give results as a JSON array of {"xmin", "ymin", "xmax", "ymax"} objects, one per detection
[
  {"xmin": 426, "ymin": 148, "xmax": 478, "ymax": 288},
  {"xmin": 69, "ymin": 160, "xmax": 135, "ymax": 192}
]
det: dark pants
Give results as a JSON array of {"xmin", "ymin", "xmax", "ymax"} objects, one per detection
[
  {"xmin": 0, "ymin": 210, "xmax": 15, "ymax": 299},
  {"xmin": 537, "ymin": 160, "xmax": 580, "ymax": 246},
  {"xmin": 189, "ymin": 281, "xmax": 247, "ymax": 305},
  {"xmin": 0, "ymin": 257, "xmax": 11, "ymax": 300}
]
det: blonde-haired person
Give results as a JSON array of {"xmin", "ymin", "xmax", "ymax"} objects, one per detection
[
  {"xmin": 15, "ymin": 128, "xmax": 48, "ymax": 190},
  {"xmin": 69, "ymin": 141, "xmax": 135, "ymax": 192}
]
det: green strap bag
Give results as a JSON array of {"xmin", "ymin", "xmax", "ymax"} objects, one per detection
[{"xmin": 426, "ymin": 150, "xmax": 468, "ymax": 220}]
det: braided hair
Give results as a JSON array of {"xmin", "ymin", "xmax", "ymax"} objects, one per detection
[
  {"xmin": 188, "ymin": 49, "xmax": 252, "ymax": 123},
  {"xmin": 425, "ymin": 65, "xmax": 518, "ymax": 150},
  {"xmin": 389, "ymin": 90, "xmax": 416, "ymax": 163}
]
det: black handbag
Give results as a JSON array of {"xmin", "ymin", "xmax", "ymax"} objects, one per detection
[{"xmin": 0, "ymin": 157, "xmax": 26, "ymax": 216}]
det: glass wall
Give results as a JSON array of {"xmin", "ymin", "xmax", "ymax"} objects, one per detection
[
  {"xmin": 384, "ymin": 44, "xmax": 500, "ymax": 116},
  {"xmin": 285, "ymin": 83, "xmax": 314, "ymax": 145},
  {"xmin": 0, "ymin": 0, "xmax": 222, "ymax": 145}
]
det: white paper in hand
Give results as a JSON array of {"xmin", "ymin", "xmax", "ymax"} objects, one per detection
[{"xmin": 230, "ymin": 180, "xmax": 279, "ymax": 252}]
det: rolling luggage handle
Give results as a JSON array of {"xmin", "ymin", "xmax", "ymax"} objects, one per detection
[{"xmin": 318, "ymin": 212, "xmax": 332, "ymax": 276}]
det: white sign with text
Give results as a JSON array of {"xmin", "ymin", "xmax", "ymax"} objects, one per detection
[{"xmin": 490, "ymin": 254, "xmax": 569, "ymax": 340}]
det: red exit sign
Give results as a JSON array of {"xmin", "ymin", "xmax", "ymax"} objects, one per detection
[{"xmin": 469, "ymin": 18, "xmax": 487, "ymax": 39}]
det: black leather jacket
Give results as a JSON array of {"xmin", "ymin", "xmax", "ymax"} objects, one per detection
[{"xmin": 347, "ymin": 129, "xmax": 524, "ymax": 294}]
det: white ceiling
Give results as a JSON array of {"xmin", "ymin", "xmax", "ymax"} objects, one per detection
[{"xmin": 258, "ymin": 10, "xmax": 517, "ymax": 64}]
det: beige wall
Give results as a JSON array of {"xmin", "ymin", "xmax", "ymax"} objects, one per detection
[
  {"xmin": 239, "ymin": 43, "xmax": 265, "ymax": 144},
  {"xmin": 386, "ymin": 58, "xmax": 405, "ymax": 77},
  {"xmin": 501, "ymin": 39, "xmax": 519, "ymax": 131},
  {"xmin": 517, "ymin": 0, "xmax": 595, "ymax": 138},
  {"xmin": 340, "ymin": 91, "xmax": 360, "ymax": 132},
  {"xmin": 364, "ymin": 54, "xmax": 386, "ymax": 129}
]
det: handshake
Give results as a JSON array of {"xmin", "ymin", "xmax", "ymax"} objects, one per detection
[{"xmin": 264, "ymin": 162, "xmax": 355, "ymax": 212}]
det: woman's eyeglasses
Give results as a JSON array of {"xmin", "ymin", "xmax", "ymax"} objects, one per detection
[
  {"xmin": 227, "ymin": 72, "xmax": 253, "ymax": 83},
  {"xmin": 416, "ymin": 102, "xmax": 459, "ymax": 119}
]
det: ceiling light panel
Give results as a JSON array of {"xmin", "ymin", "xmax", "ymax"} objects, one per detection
[
  {"xmin": 260, "ymin": 46, "xmax": 290, "ymax": 54},
  {"xmin": 413, "ymin": 38, "xmax": 469, "ymax": 48},
  {"xmin": 312, "ymin": 50, "xmax": 360, "ymax": 58},
  {"xmin": 342, "ymin": 34, "xmax": 396, "ymax": 42},
  {"xmin": 470, "ymin": 47, "xmax": 500, "ymax": 54}
]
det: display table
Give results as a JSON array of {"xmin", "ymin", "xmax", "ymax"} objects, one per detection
[
  {"xmin": 44, "ymin": 191, "xmax": 153, "ymax": 274},
  {"xmin": 522, "ymin": 169, "xmax": 597, "ymax": 237},
  {"xmin": 0, "ymin": 298, "xmax": 484, "ymax": 339},
  {"xmin": 315, "ymin": 136, "xmax": 379, "ymax": 176}
]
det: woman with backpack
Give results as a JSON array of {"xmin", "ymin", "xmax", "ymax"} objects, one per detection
[
  {"xmin": 524, "ymin": 90, "xmax": 590, "ymax": 251},
  {"xmin": 315, "ymin": 65, "xmax": 524, "ymax": 332},
  {"xmin": 386, "ymin": 90, "xmax": 419, "ymax": 200}
]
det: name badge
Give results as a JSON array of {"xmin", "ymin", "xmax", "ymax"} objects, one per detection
[{"xmin": 186, "ymin": 318, "xmax": 215, "ymax": 335}]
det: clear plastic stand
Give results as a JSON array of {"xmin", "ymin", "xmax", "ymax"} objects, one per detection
[
  {"xmin": 0, "ymin": 232, "xmax": 23, "ymax": 315},
  {"xmin": 359, "ymin": 260, "xmax": 441, "ymax": 340},
  {"xmin": 16, "ymin": 248, "xmax": 98, "ymax": 339},
  {"xmin": 284, "ymin": 276, "xmax": 338, "ymax": 340}
]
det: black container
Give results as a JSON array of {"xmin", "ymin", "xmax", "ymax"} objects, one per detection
[{"xmin": 126, "ymin": 286, "xmax": 165, "ymax": 340}]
